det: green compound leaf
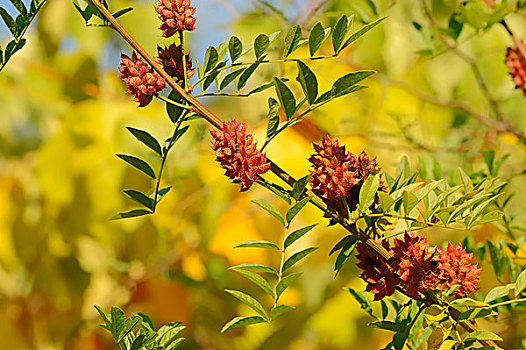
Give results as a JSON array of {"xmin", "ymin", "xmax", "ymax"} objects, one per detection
[
  {"xmin": 110, "ymin": 209, "xmax": 151, "ymax": 220},
  {"xmin": 228, "ymin": 36, "xmax": 243, "ymax": 62},
  {"xmin": 251, "ymin": 199, "xmax": 285, "ymax": 226},
  {"xmin": 266, "ymin": 97, "xmax": 280, "ymax": 140},
  {"xmin": 358, "ymin": 173, "xmax": 380, "ymax": 212},
  {"xmin": 224, "ymin": 289, "xmax": 268, "ymax": 320},
  {"xmin": 230, "ymin": 263, "xmax": 277, "ymax": 275},
  {"xmin": 282, "ymin": 247, "xmax": 319, "ymax": 272},
  {"xmin": 254, "ymin": 33, "xmax": 270, "ymax": 60},
  {"xmin": 296, "ymin": 61, "xmax": 318, "ymax": 105},
  {"xmin": 290, "ymin": 174, "xmax": 311, "ymax": 201},
  {"xmin": 283, "ymin": 24, "xmax": 301, "ymax": 57},
  {"xmin": 484, "ymin": 284, "xmax": 514, "ymax": 303},
  {"xmin": 270, "ymin": 305, "xmax": 295, "ymax": 320},
  {"xmin": 116, "ymin": 154, "xmax": 156, "ymax": 179},
  {"xmin": 332, "ymin": 15, "xmax": 349, "ymax": 53},
  {"xmin": 340, "ymin": 17, "xmax": 386, "ymax": 53},
  {"xmin": 331, "ymin": 71, "xmax": 375, "ymax": 97},
  {"xmin": 286, "ymin": 196, "xmax": 312, "ymax": 224},
  {"xmin": 123, "ymin": 190, "xmax": 154, "ymax": 210},
  {"xmin": 516, "ymin": 269, "xmax": 526, "ymax": 295},
  {"xmin": 229, "ymin": 267, "xmax": 274, "ymax": 297},
  {"xmin": 234, "ymin": 240, "xmax": 280, "ymax": 250},
  {"xmin": 284, "ymin": 224, "xmax": 317, "ymax": 249},
  {"xmin": 273, "ymin": 77, "xmax": 296, "ymax": 119},
  {"xmin": 463, "ymin": 330, "xmax": 502, "ymax": 342},
  {"xmin": 221, "ymin": 316, "xmax": 266, "ymax": 333},
  {"xmin": 126, "ymin": 127, "xmax": 162, "ymax": 156},
  {"xmin": 276, "ymin": 272, "xmax": 302, "ymax": 299},
  {"xmin": 309, "ymin": 22, "xmax": 325, "ymax": 56}
]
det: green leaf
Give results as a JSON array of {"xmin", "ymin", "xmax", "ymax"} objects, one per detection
[
  {"xmin": 259, "ymin": 180, "xmax": 291, "ymax": 205},
  {"xmin": 224, "ymin": 289, "xmax": 268, "ymax": 320},
  {"xmin": 471, "ymin": 211, "xmax": 502, "ymax": 226},
  {"xmin": 266, "ymin": 97, "xmax": 280, "ymax": 139},
  {"xmin": 151, "ymin": 186, "xmax": 171, "ymax": 204},
  {"xmin": 9, "ymin": 0, "xmax": 28, "ymax": 19},
  {"xmin": 402, "ymin": 191, "xmax": 419, "ymax": 214},
  {"xmin": 458, "ymin": 168, "xmax": 473, "ymax": 192},
  {"xmin": 282, "ymin": 247, "xmax": 318, "ymax": 272},
  {"xmin": 284, "ymin": 224, "xmax": 317, "ymax": 249},
  {"xmin": 130, "ymin": 334, "xmax": 146, "ymax": 350},
  {"xmin": 358, "ymin": 173, "xmax": 380, "ymax": 212},
  {"xmin": 219, "ymin": 68, "xmax": 245, "ymax": 90},
  {"xmin": 296, "ymin": 61, "xmax": 318, "ymax": 105},
  {"xmin": 283, "ymin": 24, "xmax": 301, "ymax": 57},
  {"xmin": 447, "ymin": 15, "xmax": 463, "ymax": 40},
  {"xmin": 309, "ymin": 22, "xmax": 325, "ymax": 56},
  {"xmin": 4, "ymin": 38, "xmax": 25, "ymax": 62},
  {"xmin": 95, "ymin": 305, "xmax": 111, "ymax": 327},
  {"xmin": 334, "ymin": 237, "xmax": 358, "ymax": 273},
  {"xmin": 236, "ymin": 62, "xmax": 259, "ymax": 90},
  {"xmin": 270, "ymin": 305, "xmax": 295, "ymax": 320},
  {"xmin": 234, "ymin": 240, "xmax": 280, "ymax": 250},
  {"xmin": 221, "ymin": 316, "xmax": 266, "ymax": 333},
  {"xmin": 254, "ymin": 33, "xmax": 270, "ymax": 60},
  {"xmin": 0, "ymin": 8, "xmax": 17, "ymax": 37},
  {"xmin": 276, "ymin": 272, "xmax": 302, "ymax": 298},
  {"xmin": 378, "ymin": 191, "xmax": 394, "ymax": 211},
  {"xmin": 123, "ymin": 190, "xmax": 154, "ymax": 210},
  {"xmin": 110, "ymin": 209, "xmax": 151, "ymax": 220},
  {"xmin": 483, "ymin": 150, "xmax": 495, "ymax": 175},
  {"xmin": 347, "ymin": 288, "xmax": 373, "ymax": 315},
  {"xmin": 331, "ymin": 71, "xmax": 375, "ymax": 97},
  {"xmin": 157, "ymin": 322, "xmax": 185, "ymax": 348},
  {"xmin": 515, "ymin": 269, "xmax": 526, "ymax": 295},
  {"xmin": 450, "ymin": 298, "xmax": 489, "ymax": 308},
  {"xmin": 0, "ymin": 45, "xmax": 3, "ymax": 65},
  {"xmin": 286, "ymin": 196, "xmax": 311, "ymax": 224},
  {"xmin": 291, "ymin": 175, "xmax": 311, "ymax": 201},
  {"xmin": 340, "ymin": 17, "xmax": 386, "ymax": 52},
  {"xmin": 332, "ymin": 15, "xmax": 349, "ymax": 53},
  {"xmin": 113, "ymin": 7, "xmax": 133, "ymax": 19},
  {"xmin": 165, "ymin": 89, "xmax": 186, "ymax": 124},
  {"xmin": 458, "ymin": 308, "xmax": 496, "ymax": 322},
  {"xmin": 251, "ymin": 199, "xmax": 285, "ymax": 225},
  {"xmin": 164, "ymin": 125, "xmax": 190, "ymax": 153},
  {"xmin": 230, "ymin": 263, "xmax": 277, "ymax": 274},
  {"xmin": 126, "ymin": 127, "xmax": 162, "ymax": 156},
  {"xmin": 228, "ymin": 36, "xmax": 243, "ymax": 62},
  {"xmin": 484, "ymin": 284, "xmax": 514, "ymax": 303},
  {"xmin": 116, "ymin": 154, "xmax": 156, "ymax": 179},
  {"xmin": 117, "ymin": 315, "xmax": 141, "ymax": 342},
  {"xmin": 204, "ymin": 46, "xmax": 218, "ymax": 72},
  {"xmin": 273, "ymin": 77, "xmax": 296, "ymax": 119},
  {"xmin": 229, "ymin": 268, "xmax": 274, "ymax": 297},
  {"xmin": 464, "ymin": 330, "xmax": 502, "ymax": 342},
  {"xmin": 110, "ymin": 306, "xmax": 126, "ymax": 339},
  {"xmin": 369, "ymin": 320, "xmax": 404, "ymax": 333}
]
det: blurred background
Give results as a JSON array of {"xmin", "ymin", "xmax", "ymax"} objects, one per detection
[{"xmin": 0, "ymin": 0, "xmax": 525, "ymax": 349}]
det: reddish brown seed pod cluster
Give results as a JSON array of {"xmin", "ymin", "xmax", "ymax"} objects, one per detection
[
  {"xmin": 308, "ymin": 136, "xmax": 386, "ymax": 219},
  {"xmin": 505, "ymin": 44, "xmax": 526, "ymax": 96},
  {"xmin": 155, "ymin": 0, "xmax": 197, "ymax": 38},
  {"xmin": 119, "ymin": 52, "xmax": 166, "ymax": 107},
  {"xmin": 156, "ymin": 44, "xmax": 195, "ymax": 82},
  {"xmin": 356, "ymin": 232, "xmax": 481, "ymax": 300},
  {"xmin": 210, "ymin": 119, "xmax": 271, "ymax": 191}
]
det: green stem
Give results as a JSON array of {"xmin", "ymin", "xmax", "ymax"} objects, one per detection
[
  {"xmin": 484, "ymin": 297, "xmax": 526, "ymax": 309},
  {"xmin": 152, "ymin": 108, "xmax": 187, "ymax": 211},
  {"xmin": 179, "ymin": 30, "xmax": 189, "ymax": 90},
  {"xmin": 274, "ymin": 225, "xmax": 289, "ymax": 309},
  {"xmin": 156, "ymin": 94, "xmax": 193, "ymax": 110}
]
